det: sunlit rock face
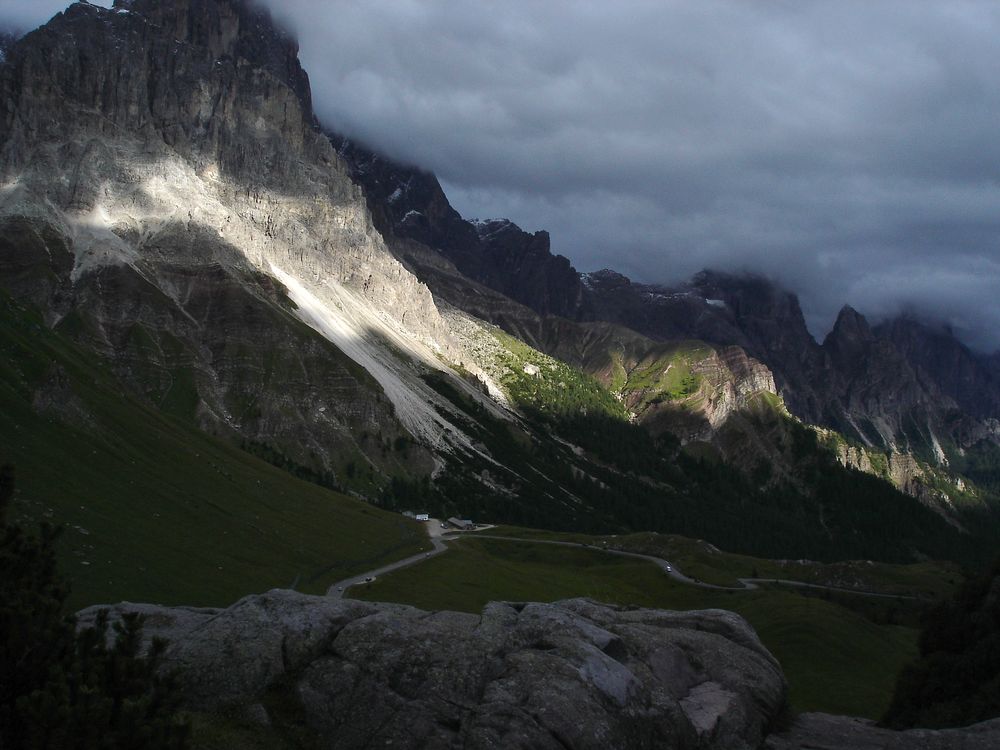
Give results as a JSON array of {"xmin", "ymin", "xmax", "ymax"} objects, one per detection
[{"xmin": 0, "ymin": 0, "xmax": 502, "ymax": 475}]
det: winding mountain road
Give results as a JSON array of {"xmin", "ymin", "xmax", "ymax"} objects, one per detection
[
  {"xmin": 327, "ymin": 523, "xmax": 919, "ymax": 601},
  {"xmin": 326, "ymin": 521, "xmax": 450, "ymax": 599},
  {"xmin": 468, "ymin": 534, "xmax": 919, "ymax": 599}
]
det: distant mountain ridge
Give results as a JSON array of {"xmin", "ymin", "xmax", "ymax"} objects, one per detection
[
  {"xmin": 1, "ymin": 0, "xmax": 998, "ymax": 587},
  {"xmin": 330, "ymin": 132, "xmax": 1000, "ymax": 461}
]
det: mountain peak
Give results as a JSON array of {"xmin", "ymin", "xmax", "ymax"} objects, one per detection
[
  {"xmin": 830, "ymin": 304, "xmax": 872, "ymax": 341},
  {"xmin": 114, "ymin": 0, "xmax": 313, "ymax": 117},
  {"xmin": 1, "ymin": 0, "xmax": 323, "ymax": 188},
  {"xmin": 822, "ymin": 305, "xmax": 874, "ymax": 368}
]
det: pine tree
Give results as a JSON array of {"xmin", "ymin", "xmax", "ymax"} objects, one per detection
[{"xmin": 0, "ymin": 464, "xmax": 190, "ymax": 749}]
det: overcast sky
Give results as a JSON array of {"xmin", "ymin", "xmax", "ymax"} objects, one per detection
[{"xmin": 5, "ymin": 1, "xmax": 1000, "ymax": 350}]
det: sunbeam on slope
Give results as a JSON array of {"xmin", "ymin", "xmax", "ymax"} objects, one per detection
[{"xmin": 270, "ymin": 263, "xmax": 481, "ymax": 456}]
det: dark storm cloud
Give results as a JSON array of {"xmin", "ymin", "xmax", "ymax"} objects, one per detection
[
  {"xmin": 262, "ymin": 0, "xmax": 1000, "ymax": 350},
  {"xmin": 5, "ymin": 2, "xmax": 1000, "ymax": 349}
]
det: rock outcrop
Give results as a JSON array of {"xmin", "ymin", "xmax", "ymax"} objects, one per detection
[
  {"xmin": 765, "ymin": 712, "xmax": 1000, "ymax": 750},
  {"xmin": 76, "ymin": 591, "xmax": 1000, "ymax": 749},
  {"xmin": 79, "ymin": 590, "xmax": 788, "ymax": 750}
]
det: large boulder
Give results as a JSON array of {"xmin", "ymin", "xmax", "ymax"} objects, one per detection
[{"xmin": 78, "ymin": 590, "xmax": 787, "ymax": 750}]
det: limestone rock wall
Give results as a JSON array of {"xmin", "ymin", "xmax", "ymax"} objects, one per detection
[{"xmin": 0, "ymin": 0, "xmax": 492, "ymax": 472}]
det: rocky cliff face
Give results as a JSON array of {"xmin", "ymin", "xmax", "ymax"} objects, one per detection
[
  {"xmin": 329, "ymin": 133, "xmax": 1000, "ymax": 467},
  {"xmin": 875, "ymin": 316, "xmax": 1000, "ymax": 422},
  {"xmin": 0, "ymin": 0, "xmax": 505, "ymax": 478},
  {"xmin": 80, "ymin": 590, "xmax": 788, "ymax": 750},
  {"xmin": 685, "ymin": 272, "xmax": 824, "ymax": 418},
  {"xmin": 629, "ymin": 273, "xmax": 999, "ymax": 461},
  {"xmin": 473, "ymin": 219, "xmax": 586, "ymax": 317},
  {"xmin": 328, "ymin": 135, "xmax": 484, "ymax": 275},
  {"xmin": 331, "ymin": 136, "xmax": 588, "ymax": 319},
  {"xmin": 533, "ymin": 319, "xmax": 778, "ymax": 443},
  {"xmin": 821, "ymin": 305, "xmax": 968, "ymax": 456}
]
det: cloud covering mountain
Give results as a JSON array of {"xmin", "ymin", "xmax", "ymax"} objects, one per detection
[{"xmin": 5, "ymin": 0, "xmax": 1000, "ymax": 350}]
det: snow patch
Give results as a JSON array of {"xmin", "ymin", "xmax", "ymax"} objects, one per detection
[
  {"xmin": 640, "ymin": 290, "xmax": 694, "ymax": 302},
  {"xmin": 472, "ymin": 218, "xmax": 513, "ymax": 240}
]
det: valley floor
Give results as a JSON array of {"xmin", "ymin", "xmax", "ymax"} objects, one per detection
[{"xmin": 347, "ymin": 524, "xmax": 951, "ymax": 719}]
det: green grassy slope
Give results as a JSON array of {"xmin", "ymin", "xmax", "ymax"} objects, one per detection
[
  {"xmin": 0, "ymin": 294, "xmax": 427, "ymax": 609},
  {"xmin": 403, "ymin": 367, "xmax": 986, "ymax": 566},
  {"xmin": 486, "ymin": 526, "xmax": 963, "ymax": 598},
  {"xmin": 491, "ymin": 330, "xmax": 627, "ymax": 421},
  {"xmin": 607, "ymin": 340, "xmax": 709, "ymax": 407},
  {"xmin": 480, "ymin": 322, "xmax": 1000, "ymax": 566},
  {"xmin": 351, "ymin": 536, "xmax": 920, "ymax": 718}
]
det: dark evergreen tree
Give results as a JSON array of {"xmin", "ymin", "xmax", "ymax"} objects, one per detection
[
  {"xmin": 883, "ymin": 558, "xmax": 1000, "ymax": 729},
  {"xmin": 0, "ymin": 464, "xmax": 189, "ymax": 749}
]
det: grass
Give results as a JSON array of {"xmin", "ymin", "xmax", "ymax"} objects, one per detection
[
  {"xmin": 484, "ymin": 526, "xmax": 962, "ymax": 598},
  {"xmin": 607, "ymin": 341, "xmax": 712, "ymax": 411},
  {"xmin": 491, "ymin": 330, "xmax": 627, "ymax": 421},
  {"xmin": 0, "ymin": 294, "xmax": 428, "ymax": 610},
  {"xmin": 351, "ymin": 535, "xmax": 920, "ymax": 719}
]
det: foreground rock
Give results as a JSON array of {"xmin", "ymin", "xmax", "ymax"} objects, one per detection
[
  {"xmin": 765, "ymin": 712, "xmax": 1000, "ymax": 750},
  {"xmin": 79, "ymin": 590, "xmax": 786, "ymax": 749}
]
